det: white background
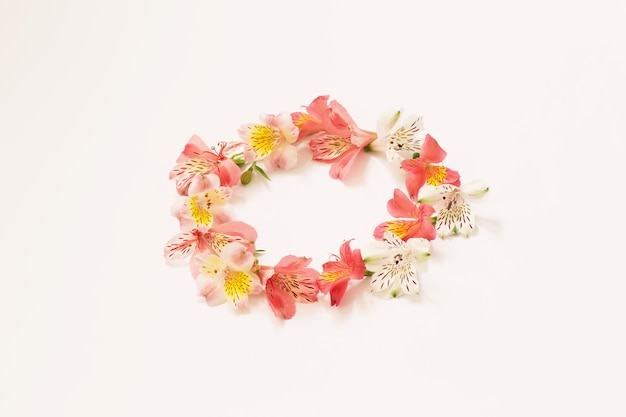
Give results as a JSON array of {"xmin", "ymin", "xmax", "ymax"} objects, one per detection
[{"xmin": 1, "ymin": 1, "xmax": 625, "ymax": 416}]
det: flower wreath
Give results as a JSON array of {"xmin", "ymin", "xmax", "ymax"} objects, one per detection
[{"xmin": 165, "ymin": 95, "xmax": 489, "ymax": 320}]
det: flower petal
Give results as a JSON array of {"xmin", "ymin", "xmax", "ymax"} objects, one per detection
[
  {"xmin": 435, "ymin": 197, "xmax": 476, "ymax": 238},
  {"xmin": 420, "ymin": 134, "xmax": 447, "ymax": 163},
  {"xmin": 265, "ymin": 278, "xmax": 297, "ymax": 320},
  {"xmin": 238, "ymin": 123, "xmax": 277, "ymax": 160},
  {"xmin": 267, "ymin": 143, "xmax": 298, "ymax": 170},
  {"xmin": 164, "ymin": 231, "xmax": 198, "ymax": 260},
  {"xmin": 387, "ymin": 188, "xmax": 417, "ymax": 218}
]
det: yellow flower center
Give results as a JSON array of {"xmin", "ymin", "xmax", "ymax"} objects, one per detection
[
  {"xmin": 223, "ymin": 268, "xmax": 252, "ymax": 303},
  {"xmin": 189, "ymin": 194, "xmax": 213, "ymax": 226},
  {"xmin": 386, "ymin": 221, "xmax": 411, "ymax": 240},
  {"xmin": 426, "ymin": 165, "xmax": 448, "ymax": 186},
  {"xmin": 249, "ymin": 124, "xmax": 278, "ymax": 159},
  {"xmin": 319, "ymin": 270, "xmax": 342, "ymax": 283}
]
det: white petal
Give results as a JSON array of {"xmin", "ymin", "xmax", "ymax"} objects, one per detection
[
  {"xmin": 435, "ymin": 198, "xmax": 476, "ymax": 238},
  {"xmin": 376, "ymin": 108, "xmax": 404, "ymax": 138},
  {"xmin": 460, "ymin": 180, "xmax": 490, "ymax": 200}
]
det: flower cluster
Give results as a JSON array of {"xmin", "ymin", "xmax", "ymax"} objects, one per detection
[{"xmin": 165, "ymin": 95, "xmax": 489, "ymax": 319}]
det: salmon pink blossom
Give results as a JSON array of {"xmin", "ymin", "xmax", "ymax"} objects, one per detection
[
  {"xmin": 169, "ymin": 135, "xmax": 244, "ymax": 193},
  {"xmin": 401, "ymin": 134, "xmax": 460, "ymax": 200},
  {"xmin": 292, "ymin": 95, "xmax": 377, "ymax": 180},
  {"xmin": 263, "ymin": 256, "xmax": 320, "ymax": 320},
  {"xmin": 318, "ymin": 240, "xmax": 366, "ymax": 306},
  {"xmin": 373, "ymin": 189, "xmax": 436, "ymax": 241},
  {"xmin": 164, "ymin": 221, "xmax": 257, "ymax": 261}
]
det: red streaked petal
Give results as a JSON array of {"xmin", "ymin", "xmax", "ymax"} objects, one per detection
[
  {"xmin": 164, "ymin": 231, "xmax": 198, "ymax": 260},
  {"xmin": 265, "ymin": 278, "xmax": 297, "ymax": 320}
]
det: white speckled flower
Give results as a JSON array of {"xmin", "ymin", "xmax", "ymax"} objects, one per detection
[
  {"xmin": 418, "ymin": 181, "xmax": 489, "ymax": 238},
  {"xmin": 364, "ymin": 231, "xmax": 430, "ymax": 298}
]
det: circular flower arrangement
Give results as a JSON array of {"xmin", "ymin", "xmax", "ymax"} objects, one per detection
[{"xmin": 165, "ymin": 95, "xmax": 489, "ymax": 319}]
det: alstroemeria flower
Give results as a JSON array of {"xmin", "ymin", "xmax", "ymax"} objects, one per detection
[
  {"xmin": 318, "ymin": 240, "xmax": 366, "ymax": 306},
  {"xmin": 401, "ymin": 134, "xmax": 461, "ymax": 200},
  {"xmin": 418, "ymin": 181, "xmax": 489, "ymax": 238},
  {"xmin": 372, "ymin": 109, "xmax": 425, "ymax": 164},
  {"xmin": 292, "ymin": 95, "xmax": 377, "ymax": 180},
  {"xmin": 263, "ymin": 256, "xmax": 320, "ymax": 320},
  {"xmin": 171, "ymin": 174, "xmax": 234, "ymax": 231},
  {"xmin": 237, "ymin": 113, "xmax": 299, "ymax": 170},
  {"xmin": 164, "ymin": 221, "xmax": 257, "ymax": 262},
  {"xmin": 373, "ymin": 188, "xmax": 436, "ymax": 241},
  {"xmin": 192, "ymin": 242, "xmax": 262, "ymax": 310},
  {"xmin": 169, "ymin": 135, "xmax": 244, "ymax": 193},
  {"xmin": 364, "ymin": 231, "xmax": 430, "ymax": 298}
]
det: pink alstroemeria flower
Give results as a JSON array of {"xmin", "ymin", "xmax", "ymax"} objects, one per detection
[
  {"xmin": 192, "ymin": 242, "xmax": 262, "ymax": 310},
  {"xmin": 292, "ymin": 95, "xmax": 377, "ymax": 180},
  {"xmin": 169, "ymin": 135, "xmax": 244, "ymax": 194},
  {"xmin": 237, "ymin": 113, "xmax": 299, "ymax": 170},
  {"xmin": 171, "ymin": 174, "xmax": 234, "ymax": 231},
  {"xmin": 164, "ymin": 221, "xmax": 258, "ymax": 262},
  {"xmin": 400, "ymin": 134, "xmax": 460, "ymax": 200},
  {"xmin": 263, "ymin": 256, "xmax": 320, "ymax": 320},
  {"xmin": 318, "ymin": 240, "xmax": 366, "ymax": 306},
  {"xmin": 373, "ymin": 189, "xmax": 436, "ymax": 242}
]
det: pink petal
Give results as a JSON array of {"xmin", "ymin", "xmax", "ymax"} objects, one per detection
[
  {"xmin": 420, "ymin": 134, "xmax": 447, "ymax": 163},
  {"xmin": 274, "ymin": 255, "xmax": 313, "ymax": 274},
  {"xmin": 221, "ymin": 242, "xmax": 254, "ymax": 270},
  {"xmin": 405, "ymin": 171, "xmax": 427, "ymax": 200},
  {"xmin": 177, "ymin": 135, "xmax": 215, "ymax": 163},
  {"xmin": 445, "ymin": 167, "xmax": 461, "ymax": 186},
  {"xmin": 387, "ymin": 188, "xmax": 417, "ymax": 218},
  {"xmin": 267, "ymin": 143, "xmax": 298, "ymax": 170},
  {"xmin": 164, "ymin": 231, "xmax": 198, "ymax": 260},
  {"xmin": 329, "ymin": 278, "xmax": 350, "ymax": 307},
  {"xmin": 215, "ymin": 159, "xmax": 242, "ymax": 187},
  {"xmin": 211, "ymin": 221, "xmax": 258, "ymax": 243},
  {"xmin": 329, "ymin": 147, "xmax": 360, "ymax": 180},
  {"xmin": 265, "ymin": 278, "xmax": 297, "ymax": 320},
  {"xmin": 196, "ymin": 275, "xmax": 226, "ymax": 306}
]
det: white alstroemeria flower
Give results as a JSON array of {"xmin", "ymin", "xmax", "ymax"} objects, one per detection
[
  {"xmin": 418, "ymin": 181, "xmax": 489, "ymax": 238},
  {"xmin": 371, "ymin": 109, "xmax": 425, "ymax": 165},
  {"xmin": 364, "ymin": 231, "xmax": 430, "ymax": 298}
]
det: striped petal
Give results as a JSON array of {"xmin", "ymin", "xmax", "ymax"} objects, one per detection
[
  {"xmin": 435, "ymin": 196, "xmax": 476, "ymax": 238},
  {"xmin": 310, "ymin": 135, "xmax": 353, "ymax": 161},
  {"xmin": 164, "ymin": 231, "xmax": 198, "ymax": 260}
]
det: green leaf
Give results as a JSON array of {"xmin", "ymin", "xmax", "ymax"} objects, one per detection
[
  {"xmin": 364, "ymin": 270, "xmax": 374, "ymax": 277},
  {"xmin": 253, "ymin": 163, "xmax": 271, "ymax": 181},
  {"xmin": 412, "ymin": 152, "xmax": 420, "ymax": 159}
]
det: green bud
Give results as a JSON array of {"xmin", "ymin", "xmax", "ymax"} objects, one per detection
[{"xmin": 240, "ymin": 168, "xmax": 253, "ymax": 185}]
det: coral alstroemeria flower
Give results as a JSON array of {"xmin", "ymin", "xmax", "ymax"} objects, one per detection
[
  {"xmin": 292, "ymin": 95, "xmax": 377, "ymax": 180},
  {"xmin": 364, "ymin": 231, "xmax": 430, "ymax": 299},
  {"xmin": 373, "ymin": 109, "xmax": 425, "ymax": 165},
  {"xmin": 171, "ymin": 174, "xmax": 234, "ymax": 231},
  {"xmin": 318, "ymin": 240, "xmax": 366, "ymax": 306},
  {"xmin": 192, "ymin": 242, "xmax": 262, "ymax": 310},
  {"xmin": 164, "ymin": 221, "xmax": 258, "ymax": 261},
  {"xmin": 373, "ymin": 188, "xmax": 436, "ymax": 241},
  {"xmin": 237, "ymin": 113, "xmax": 299, "ymax": 170},
  {"xmin": 169, "ymin": 135, "xmax": 244, "ymax": 193},
  {"xmin": 264, "ymin": 256, "xmax": 320, "ymax": 320},
  {"xmin": 418, "ymin": 181, "xmax": 489, "ymax": 238},
  {"xmin": 400, "ymin": 134, "xmax": 460, "ymax": 200}
]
